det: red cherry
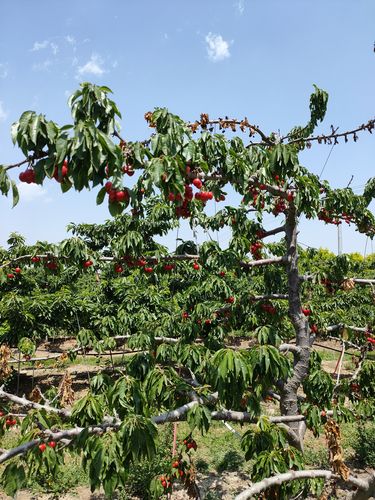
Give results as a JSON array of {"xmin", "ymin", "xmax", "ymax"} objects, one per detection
[
  {"xmin": 54, "ymin": 162, "xmax": 69, "ymax": 181},
  {"xmin": 104, "ymin": 181, "xmax": 113, "ymax": 193},
  {"xmin": 193, "ymin": 262, "xmax": 200, "ymax": 270},
  {"xmin": 168, "ymin": 192, "xmax": 175, "ymax": 202},
  {"xmin": 31, "ymin": 256, "xmax": 40, "ymax": 263},
  {"xmin": 163, "ymin": 263, "xmax": 174, "ymax": 271},
  {"xmin": 182, "ymin": 312, "xmax": 189, "ymax": 319},
  {"xmin": 83, "ymin": 260, "xmax": 93, "ymax": 268},
  {"xmin": 219, "ymin": 271, "xmax": 226, "ymax": 277},
  {"xmin": 274, "ymin": 175, "xmax": 280, "ymax": 181},
  {"xmin": 46, "ymin": 261, "xmax": 58, "ymax": 270},
  {"xmin": 205, "ymin": 319, "xmax": 211, "ymax": 325},
  {"xmin": 225, "ymin": 296, "xmax": 235, "ymax": 304},
  {"xmin": 310, "ymin": 324, "xmax": 318, "ymax": 334},
  {"xmin": 38, "ymin": 443, "xmax": 47, "ymax": 452},
  {"xmin": 115, "ymin": 190, "xmax": 128, "ymax": 202},
  {"xmin": 192, "ymin": 178, "xmax": 202, "ymax": 189},
  {"xmin": 144, "ymin": 267, "xmax": 153, "ymax": 273},
  {"xmin": 172, "ymin": 461, "xmax": 179, "ymax": 468},
  {"xmin": 108, "ymin": 189, "xmax": 117, "ymax": 203},
  {"xmin": 179, "ymin": 469, "xmax": 184, "ymax": 477},
  {"xmin": 114, "ymin": 264, "xmax": 123, "ymax": 273},
  {"xmin": 14, "ymin": 267, "xmax": 21, "ymax": 273},
  {"xmin": 287, "ymin": 192, "xmax": 294, "ymax": 202},
  {"xmin": 302, "ymin": 308, "xmax": 311, "ymax": 316},
  {"xmin": 7, "ymin": 273, "xmax": 15, "ymax": 279},
  {"xmin": 47, "ymin": 441, "xmax": 56, "ymax": 448}
]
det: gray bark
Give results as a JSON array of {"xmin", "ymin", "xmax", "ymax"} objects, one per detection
[{"xmin": 280, "ymin": 207, "xmax": 310, "ymax": 442}]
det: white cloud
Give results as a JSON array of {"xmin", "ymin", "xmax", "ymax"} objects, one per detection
[
  {"xmin": 77, "ymin": 54, "xmax": 105, "ymax": 76},
  {"xmin": 50, "ymin": 42, "xmax": 58, "ymax": 55},
  {"xmin": 32, "ymin": 59, "xmax": 53, "ymax": 71},
  {"xmin": 205, "ymin": 33, "xmax": 231, "ymax": 62},
  {"xmin": 17, "ymin": 183, "xmax": 47, "ymax": 202},
  {"xmin": 31, "ymin": 40, "xmax": 49, "ymax": 51},
  {"xmin": 0, "ymin": 102, "xmax": 7, "ymax": 122},
  {"xmin": 235, "ymin": 0, "xmax": 245, "ymax": 15},
  {"xmin": 31, "ymin": 40, "xmax": 59, "ymax": 55},
  {"xmin": 0, "ymin": 64, "xmax": 8, "ymax": 79},
  {"xmin": 65, "ymin": 35, "xmax": 76, "ymax": 45}
]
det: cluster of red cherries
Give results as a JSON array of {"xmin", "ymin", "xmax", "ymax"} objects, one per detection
[
  {"xmin": 19, "ymin": 160, "xmax": 69, "ymax": 185},
  {"xmin": 165, "ymin": 170, "xmax": 225, "ymax": 219},
  {"xmin": 317, "ymin": 208, "xmax": 353, "ymax": 226}
]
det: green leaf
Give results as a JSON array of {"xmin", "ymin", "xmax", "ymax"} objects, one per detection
[
  {"xmin": 1, "ymin": 463, "xmax": 26, "ymax": 496},
  {"xmin": 96, "ymin": 186, "xmax": 106, "ymax": 205},
  {"xmin": 30, "ymin": 114, "xmax": 42, "ymax": 146},
  {"xmin": 11, "ymin": 181, "xmax": 19, "ymax": 207}
]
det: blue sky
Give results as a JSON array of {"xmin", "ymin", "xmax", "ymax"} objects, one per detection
[{"xmin": 0, "ymin": 0, "xmax": 374, "ymax": 254}]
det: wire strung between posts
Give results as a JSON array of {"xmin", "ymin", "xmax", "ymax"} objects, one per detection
[{"xmin": 318, "ymin": 142, "xmax": 336, "ymax": 179}]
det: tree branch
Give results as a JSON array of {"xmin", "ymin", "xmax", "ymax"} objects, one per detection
[
  {"xmin": 0, "ymin": 387, "xmax": 71, "ymax": 417},
  {"xmin": 250, "ymin": 294, "xmax": 288, "ymax": 301},
  {"xmin": 234, "ymin": 469, "xmax": 374, "ymax": 500}
]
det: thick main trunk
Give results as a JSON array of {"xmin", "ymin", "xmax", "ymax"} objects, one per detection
[{"xmin": 280, "ymin": 207, "xmax": 310, "ymax": 440}]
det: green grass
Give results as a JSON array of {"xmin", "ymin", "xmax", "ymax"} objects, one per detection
[{"xmin": 177, "ymin": 421, "xmax": 252, "ymax": 475}]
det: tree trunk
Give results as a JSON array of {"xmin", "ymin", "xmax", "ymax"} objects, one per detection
[{"xmin": 280, "ymin": 207, "xmax": 310, "ymax": 442}]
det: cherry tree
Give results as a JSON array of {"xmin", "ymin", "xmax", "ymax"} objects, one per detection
[{"xmin": 0, "ymin": 83, "xmax": 374, "ymax": 498}]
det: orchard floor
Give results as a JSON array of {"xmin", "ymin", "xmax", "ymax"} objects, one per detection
[{"xmin": 1, "ymin": 340, "xmax": 374, "ymax": 499}]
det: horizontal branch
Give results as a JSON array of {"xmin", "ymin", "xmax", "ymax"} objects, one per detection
[
  {"xmin": 352, "ymin": 278, "xmax": 375, "ymax": 285},
  {"xmin": 250, "ymin": 294, "xmax": 288, "ymax": 301},
  {"xmin": 283, "ymin": 118, "xmax": 375, "ymax": 147},
  {"xmin": 234, "ymin": 468, "xmax": 373, "ymax": 500},
  {"xmin": 261, "ymin": 225, "xmax": 286, "ymax": 238},
  {"xmin": 240, "ymin": 256, "xmax": 288, "ymax": 269},
  {"xmin": 4, "ymin": 151, "xmax": 49, "ymax": 171},
  {"xmin": 1, "ymin": 252, "xmax": 287, "ymax": 270},
  {"xmin": 326, "ymin": 325, "xmax": 369, "ymax": 334},
  {"xmin": 0, "ymin": 387, "xmax": 71, "ymax": 417},
  {"xmin": 327, "ymin": 335, "xmax": 362, "ymax": 351},
  {"xmin": 0, "ymin": 418, "xmax": 120, "ymax": 464},
  {"xmin": 279, "ymin": 344, "xmax": 302, "ymax": 354}
]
